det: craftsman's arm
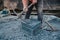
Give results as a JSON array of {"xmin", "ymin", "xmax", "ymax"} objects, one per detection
[
  {"xmin": 22, "ymin": 0, "xmax": 37, "ymax": 7},
  {"xmin": 22, "ymin": 0, "xmax": 28, "ymax": 8},
  {"xmin": 22, "ymin": 0, "xmax": 28, "ymax": 12},
  {"xmin": 32, "ymin": 0, "xmax": 37, "ymax": 4}
]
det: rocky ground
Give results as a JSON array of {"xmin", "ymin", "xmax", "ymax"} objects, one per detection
[{"xmin": 0, "ymin": 15, "xmax": 60, "ymax": 40}]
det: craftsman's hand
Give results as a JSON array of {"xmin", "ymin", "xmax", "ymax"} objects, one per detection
[
  {"xmin": 32, "ymin": 0, "xmax": 37, "ymax": 4},
  {"xmin": 23, "ymin": 7, "xmax": 28, "ymax": 12}
]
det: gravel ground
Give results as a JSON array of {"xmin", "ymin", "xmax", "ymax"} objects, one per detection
[{"xmin": 0, "ymin": 15, "xmax": 60, "ymax": 40}]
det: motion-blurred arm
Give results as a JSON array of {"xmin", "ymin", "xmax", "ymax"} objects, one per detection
[{"xmin": 22, "ymin": 0, "xmax": 28, "ymax": 12}]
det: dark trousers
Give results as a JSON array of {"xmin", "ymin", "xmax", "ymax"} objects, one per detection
[{"xmin": 25, "ymin": 0, "xmax": 43, "ymax": 23}]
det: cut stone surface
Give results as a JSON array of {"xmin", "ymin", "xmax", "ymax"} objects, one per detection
[{"xmin": 21, "ymin": 19, "xmax": 41, "ymax": 36}]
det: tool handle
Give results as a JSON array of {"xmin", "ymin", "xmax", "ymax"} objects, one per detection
[{"xmin": 18, "ymin": 3, "xmax": 33, "ymax": 19}]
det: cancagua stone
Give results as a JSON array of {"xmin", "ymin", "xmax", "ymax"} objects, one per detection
[{"xmin": 21, "ymin": 19, "xmax": 42, "ymax": 36}]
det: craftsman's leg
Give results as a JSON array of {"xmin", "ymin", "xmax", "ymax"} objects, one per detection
[
  {"xmin": 35, "ymin": 0, "xmax": 43, "ymax": 23},
  {"xmin": 25, "ymin": 1, "xmax": 34, "ymax": 19}
]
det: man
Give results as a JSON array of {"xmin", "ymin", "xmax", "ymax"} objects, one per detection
[{"xmin": 22, "ymin": 0, "xmax": 43, "ymax": 23}]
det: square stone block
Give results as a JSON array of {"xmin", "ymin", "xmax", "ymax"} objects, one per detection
[{"xmin": 21, "ymin": 19, "xmax": 41, "ymax": 36}]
